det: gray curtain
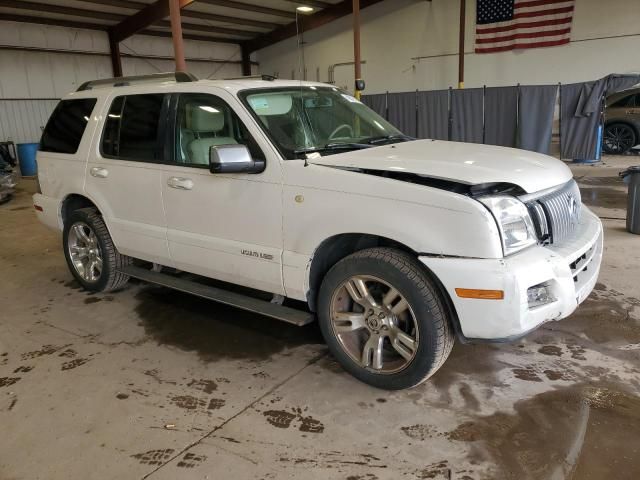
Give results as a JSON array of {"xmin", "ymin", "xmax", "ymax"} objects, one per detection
[
  {"xmin": 361, "ymin": 93, "xmax": 387, "ymax": 119},
  {"xmin": 417, "ymin": 89, "xmax": 449, "ymax": 140},
  {"xmin": 387, "ymin": 92, "xmax": 417, "ymax": 137},
  {"xmin": 451, "ymin": 88, "xmax": 483, "ymax": 143},
  {"xmin": 561, "ymin": 74, "xmax": 640, "ymax": 159},
  {"xmin": 484, "ymin": 86, "xmax": 518, "ymax": 147},
  {"xmin": 518, "ymin": 84, "xmax": 558, "ymax": 154}
]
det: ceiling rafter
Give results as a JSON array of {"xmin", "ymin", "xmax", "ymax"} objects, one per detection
[
  {"xmin": 195, "ymin": 0, "xmax": 296, "ymax": 20},
  {"xmin": 244, "ymin": 0, "xmax": 385, "ymax": 53},
  {"xmin": 73, "ymin": 0, "xmax": 280, "ymax": 29},
  {"xmin": 0, "ymin": 12, "xmax": 240, "ymax": 44}
]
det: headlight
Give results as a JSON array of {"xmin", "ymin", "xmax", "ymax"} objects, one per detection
[{"xmin": 479, "ymin": 196, "xmax": 537, "ymax": 255}]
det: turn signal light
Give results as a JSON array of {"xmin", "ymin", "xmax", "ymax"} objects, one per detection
[{"xmin": 455, "ymin": 288, "xmax": 504, "ymax": 300}]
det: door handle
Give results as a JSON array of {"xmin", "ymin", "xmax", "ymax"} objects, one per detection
[
  {"xmin": 167, "ymin": 177, "xmax": 193, "ymax": 190},
  {"xmin": 90, "ymin": 167, "xmax": 109, "ymax": 178}
]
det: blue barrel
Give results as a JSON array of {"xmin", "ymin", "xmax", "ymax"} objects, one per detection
[{"xmin": 17, "ymin": 142, "xmax": 39, "ymax": 176}]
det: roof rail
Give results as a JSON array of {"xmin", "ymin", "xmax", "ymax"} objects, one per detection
[
  {"xmin": 222, "ymin": 74, "xmax": 278, "ymax": 82},
  {"xmin": 76, "ymin": 72, "xmax": 198, "ymax": 92}
]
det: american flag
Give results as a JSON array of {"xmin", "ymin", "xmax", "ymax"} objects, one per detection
[{"xmin": 475, "ymin": 0, "xmax": 575, "ymax": 54}]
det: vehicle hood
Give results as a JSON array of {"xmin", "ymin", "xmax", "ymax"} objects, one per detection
[{"xmin": 308, "ymin": 140, "xmax": 572, "ymax": 193}]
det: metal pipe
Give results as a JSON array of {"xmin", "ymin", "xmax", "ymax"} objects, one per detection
[
  {"xmin": 328, "ymin": 60, "xmax": 367, "ymax": 84},
  {"xmin": 458, "ymin": 0, "xmax": 466, "ymax": 89},
  {"xmin": 168, "ymin": 0, "xmax": 187, "ymax": 72},
  {"xmin": 352, "ymin": 0, "xmax": 362, "ymax": 99}
]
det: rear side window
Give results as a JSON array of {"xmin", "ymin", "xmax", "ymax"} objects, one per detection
[
  {"xmin": 610, "ymin": 94, "xmax": 637, "ymax": 108},
  {"xmin": 101, "ymin": 94, "xmax": 165, "ymax": 161},
  {"xmin": 40, "ymin": 98, "xmax": 96, "ymax": 154}
]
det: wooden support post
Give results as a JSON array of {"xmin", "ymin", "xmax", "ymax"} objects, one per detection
[
  {"xmin": 168, "ymin": 0, "xmax": 187, "ymax": 72},
  {"xmin": 353, "ymin": 0, "xmax": 362, "ymax": 99},
  {"xmin": 241, "ymin": 45, "xmax": 251, "ymax": 76},
  {"xmin": 458, "ymin": 0, "xmax": 466, "ymax": 89},
  {"xmin": 108, "ymin": 31, "xmax": 122, "ymax": 77}
]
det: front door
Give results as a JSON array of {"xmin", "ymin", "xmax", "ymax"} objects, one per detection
[
  {"xmin": 160, "ymin": 91, "xmax": 284, "ymax": 295},
  {"xmin": 85, "ymin": 92, "xmax": 171, "ymax": 264}
]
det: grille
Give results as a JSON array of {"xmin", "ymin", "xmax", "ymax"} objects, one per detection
[{"xmin": 525, "ymin": 180, "xmax": 582, "ymax": 245}]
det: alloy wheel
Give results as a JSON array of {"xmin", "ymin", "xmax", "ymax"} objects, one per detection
[
  {"xmin": 330, "ymin": 275, "xmax": 419, "ymax": 374},
  {"xmin": 67, "ymin": 222, "xmax": 103, "ymax": 283},
  {"xmin": 603, "ymin": 124, "xmax": 635, "ymax": 154}
]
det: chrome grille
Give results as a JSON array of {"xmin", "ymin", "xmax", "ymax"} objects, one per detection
[{"xmin": 524, "ymin": 180, "xmax": 582, "ymax": 245}]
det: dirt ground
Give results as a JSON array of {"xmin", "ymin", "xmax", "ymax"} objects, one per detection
[{"xmin": 1, "ymin": 155, "xmax": 639, "ymax": 479}]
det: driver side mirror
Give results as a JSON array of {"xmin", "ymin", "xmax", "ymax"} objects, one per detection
[{"xmin": 209, "ymin": 144, "xmax": 264, "ymax": 174}]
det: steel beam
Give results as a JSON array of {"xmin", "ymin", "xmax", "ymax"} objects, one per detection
[
  {"xmin": 195, "ymin": 0, "xmax": 296, "ymax": 19},
  {"xmin": 244, "ymin": 0, "xmax": 386, "ymax": 53}
]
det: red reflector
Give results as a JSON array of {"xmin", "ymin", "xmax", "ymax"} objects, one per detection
[{"xmin": 34, "ymin": 205, "xmax": 43, "ymax": 212}]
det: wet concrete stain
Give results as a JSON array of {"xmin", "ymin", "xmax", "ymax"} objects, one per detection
[
  {"xmin": 9, "ymin": 206, "xmax": 31, "ymax": 211},
  {"xmin": 346, "ymin": 475, "xmax": 378, "ymax": 480},
  {"xmin": 177, "ymin": 452, "xmax": 207, "ymax": 468},
  {"xmin": 84, "ymin": 297, "xmax": 102, "ymax": 304},
  {"xmin": 134, "ymin": 287, "xmax": 323, "ymax": 363},
  {"xmin": 21, "ymin": 345, "xmax": 63, "ymax": 360},
  {"xmin": 580, "ymin": 186, "xmax": 627, "ymax": 209},
  {"xmin": 512, "ymin": 367, "xmax": 543, "ymax": 382},
  {"xmin": 132, "ymin": 449, "xmax": 175, "ymax": 466},
  {"xmin": 58, "ymin": 348, "xmax": 77, "ymax": 358},
  {"xmin": 187, "ymin": 379, "xmax": 217, "ymax": 394},
  {"xmin": 61, "ymin": 358, "xmax": 90, "ymax": 371},
  {"xmin": 116, "ymin": 393, "xmax": 129, "ymax": 400},
  {"xmin": 0, "ymin": 377, "xmax": 20, "ymax": 388},
  {"xmin": 538, "ymin": 345, "xmax": 563, "ymax": 357},
  {"xmin": 459, "ymin": 383, "xmax": 481, "ymax": 411},
  {"xmin": 263, "ymin": 407, "xmax": 325, "ymax": 433},
  {"xmin": 278, "ymin": 451, "xmax": 385, "ymax": 469},
  {"xmin": 576, "ymin": 175, "xmax": 624, "ymax": 187},
  {"xmin": 171, "ymin": 395, "xmax": 206, "ymax": 410},
  {"xmin": 8, "ymin": 397, "xmax": 17, "ymax": 411},
  {"xmin": 400, "ymin": 424, "xmax": 434, "ymax": 441},
  {"xmin": 207, "ymin": 398, "xmax": 225, "ymax": 410},
  {"xmin": 447, "ymin": 383, "xmax": 640, "ymax": 479},
  {"xmin": 415, "ymin": 460, "xmax": 450, "ymax": 479},
  {"xmin": 13, "ymin": 365, "xmax": 33, "ymax": 373}
]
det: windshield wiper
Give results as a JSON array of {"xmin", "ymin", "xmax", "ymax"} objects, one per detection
[
  {"xmin": 294, "ymin": 142, "xmax": 374, "ymax": 156},
  {"xmin": 366, "ymin": 134, "xmax": 414, "ymax": 145}
]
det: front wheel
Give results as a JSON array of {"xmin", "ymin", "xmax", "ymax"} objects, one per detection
[
  {"xmin": 63, "ymin": 208, "xmax": 131, "ymax": 292},
  {"xmin": 317, "ymin": 248, "xmax": 454, "ymax": 390}
]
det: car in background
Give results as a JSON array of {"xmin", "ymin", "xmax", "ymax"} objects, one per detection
[{"xmin": 603, "ymin": 87, "xmax": 640, "ymax": 154}]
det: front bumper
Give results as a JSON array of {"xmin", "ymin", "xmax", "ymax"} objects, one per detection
[{"xmin": 420, "ymin": 207, "xmax": 603, "ymax": 340}]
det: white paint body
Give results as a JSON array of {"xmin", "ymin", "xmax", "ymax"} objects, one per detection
[{"xmin": 33, "ymin": 79, "xmax": 603, "ymax": 340}]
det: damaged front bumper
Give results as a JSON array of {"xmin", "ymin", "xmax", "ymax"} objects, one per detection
[{"xmin": 420, "ymin": 207, "xmax": 603, "ymax": 341}]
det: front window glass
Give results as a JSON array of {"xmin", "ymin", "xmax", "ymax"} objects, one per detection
[{"xmin": 241, "ymin": 87, "xmax": 405, "ymax": 159}]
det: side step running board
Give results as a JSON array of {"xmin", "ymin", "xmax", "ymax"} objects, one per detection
[{"xmin": 120, "ymin": 265, "xmax": 314, "ymax": 326}]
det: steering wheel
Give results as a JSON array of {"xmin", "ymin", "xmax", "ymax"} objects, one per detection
[{"xmin": 328, "ymin": 124, "xmax": 354, "ymax": 141}]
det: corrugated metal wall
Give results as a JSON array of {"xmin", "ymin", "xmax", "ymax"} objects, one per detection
[
  {"xmin": 0, "ymin": 21, "xmax": 246, "ymax": 144},
  {"xmin": 0, "ymin": 99, "xmax": 58, "ymax": 144}
]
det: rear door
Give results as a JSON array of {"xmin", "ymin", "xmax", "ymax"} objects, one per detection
[{"xmin": 84, "ymin": 92, "xmax": 171, "ymax": 265}]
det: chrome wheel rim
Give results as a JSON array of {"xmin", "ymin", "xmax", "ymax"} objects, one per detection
[
  {"xmin": 68, "ymin": 222, "xmax": 103, "ymax": 283},
  {"xmin": 330, "ymin": 275, "xmax": 419, "ymax": 374},
  {"xmin": 604, "ymin": 125, "xmax": 635, "ymax": 154}
]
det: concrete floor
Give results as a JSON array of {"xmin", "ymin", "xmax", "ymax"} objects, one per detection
[{"xmin": 1, "ymin": 155, "xmax": 639, "ymax": 480}]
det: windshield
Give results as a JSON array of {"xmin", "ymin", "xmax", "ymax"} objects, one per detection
[{"xmin": 240, "ymin": 87, "xmax": 406, "ymax": 159}]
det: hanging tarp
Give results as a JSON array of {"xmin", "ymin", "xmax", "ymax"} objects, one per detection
[
  {"xmin": 450, "ymin": 88, "xmax": 484, "ymax": 143},
  {"xmin": 561, "ymin": 74, "xmax": 640, "ymax": 159},
  {"xmin": 387, "ymin": 92, "xmax": 417, "ymax": 137},
  {"xmin": 417, "ymin": 90, "xmax": 449, "ymax": 140},
  {"xmin": 484, "ymin": 86, "xmax": 518, "ymax": 147},
  {"xmin": 518, "ymin": 84, "xmax": 558, "ymax": 154},
  {"xmin": 361, "ymin": 93, "xmax": 387, "ymax": 120}
]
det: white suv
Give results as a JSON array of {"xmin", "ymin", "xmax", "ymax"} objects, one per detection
[{"xmin": 33, "ymin": 73, "xmax": 603, "ymax": 390}]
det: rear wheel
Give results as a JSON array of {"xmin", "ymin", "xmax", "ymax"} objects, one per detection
[
  {"xmin": 603, "ymin": 123, "xmax": 637, "ymax": 154},
  {"xmin": 63, "ymin": 208, "xmax": 131, "ymax": 292},
  {"xmin": 317, "ymin": 248, "xmax": 454, "ymax": 390}
]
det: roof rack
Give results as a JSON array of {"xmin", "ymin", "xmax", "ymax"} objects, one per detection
[
  {"xmin": 76, "ymin": 72, "xmax": 198, "ymax": 92},
  {"xmin": 222, "ymin": 74, "xmax": 278, "ymax": 82}
]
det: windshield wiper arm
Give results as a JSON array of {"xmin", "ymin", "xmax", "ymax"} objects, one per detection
[
  {"xmin": 366, "ymin": 134, "xmax": 414, "ymax": 145},
  {"xmin": 294, "ymin": 142, "xmax": 374, "ymax": 155}
]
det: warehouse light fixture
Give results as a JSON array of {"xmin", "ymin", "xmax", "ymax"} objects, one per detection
[{"xmin": 296, "ymin": 5, "xmax": 314, "ymax": 13}]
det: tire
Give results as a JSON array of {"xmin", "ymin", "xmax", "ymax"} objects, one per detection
[
  {"xmin": 603, "ymin": 123, "xmax": 637, "ymax": 155},
  {"xmin": 63, "ymin": 207, "xmax": 131, "ymax": 292},
  {"xmin": 317, "ymin": 247, "xmax": 454, "ymax": 390}
]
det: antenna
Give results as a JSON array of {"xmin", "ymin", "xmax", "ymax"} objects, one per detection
[{"xmin": 295, "ymin": 9, "xmax": 311, "ymax": 161}]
